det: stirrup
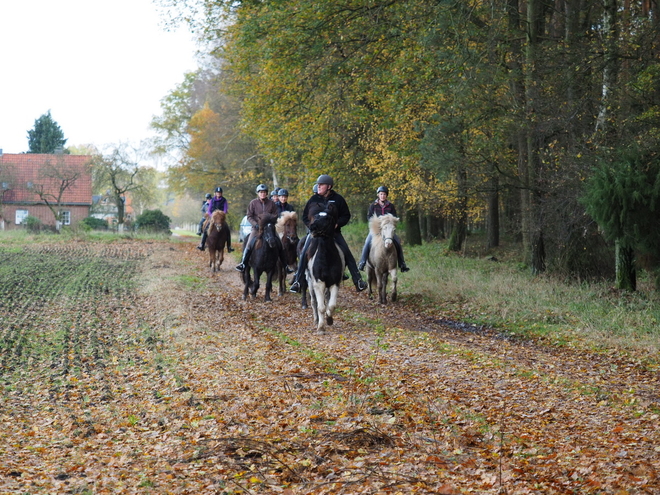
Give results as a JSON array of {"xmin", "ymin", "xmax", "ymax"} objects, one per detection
[
  {"xmin": 235, "ymin": 263, "xmax": 245, "ymax": 272},
  {"xmin": 357, "ymin": 261, "xmax": 366, "ymax": 271},
  {"xmin": 356, "ymin": 279, "xmax": 367, "ymax": 292},
  {"xmin": 289, "ymin": 281, "xmax": 301, "ymax": 293}
]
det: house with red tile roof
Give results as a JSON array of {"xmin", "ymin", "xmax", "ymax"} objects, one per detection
[{"xmin": 0, "ymin": 152, "xmax": 93, "ymax": 230}]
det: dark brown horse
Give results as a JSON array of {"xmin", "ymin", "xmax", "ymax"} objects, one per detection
[
  {"xmin": 242, "ymin": 214, "xmax": 281, "ymax": 302},
  {"xmin": 204, "ymin": 210, "xmax": 230, "ymax": 272},
  {"xmin": 276, "ymin": 211, "xmax": 299, "ymax": 296}
]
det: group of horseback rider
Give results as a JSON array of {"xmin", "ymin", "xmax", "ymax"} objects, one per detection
[{"xmin": 196, "ymin": 176, "xmax": 410, "ymax": 285}]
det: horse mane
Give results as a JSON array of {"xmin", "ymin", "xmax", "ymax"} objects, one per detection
[
  {"xmin": 369, "ymin": 213, "xmax": 398, "ymax": 236},
  {"xmin": 276, "ymin": 211, "xmax": 297, "ymax": 236},
  {"xmin": 257, "ymin": 213, "xmax": 277, "ymax": 233},
  {"xmin": 211, "ymin": 210, "xmax": 226, "ymax": 224}
]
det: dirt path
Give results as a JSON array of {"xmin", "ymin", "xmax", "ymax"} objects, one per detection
[{"xmin": 1, "ymin": 239, "xmax": 658, "ymax": 494}]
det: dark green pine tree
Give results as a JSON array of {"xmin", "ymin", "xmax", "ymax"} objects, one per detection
[
  {"xmin": 583, "ymin": 146, "xmax": 660, "ymax": 291},
  {"xmin": 27, "ymin": 110, "xmax": 68, "ymax": 153}
]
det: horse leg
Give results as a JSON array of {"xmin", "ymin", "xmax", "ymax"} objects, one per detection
[
  {"xmin": 326, "ymin": 285, "xmax": 339, "ymax": 326},
  {"xmin": 242, "ymin": 270, "xmax": 250, "ymax": 301},
  {"xmin": 366, "ymin": 265, "xmax": 375, "ymax": 299},
  {"xmin": 217, "ymin": 244, "xmax": 224, "ymax": 268},
  {"xmin": 378, "ymin": 272, "xmax": 388, "ymax": 304},
  {"xmin": 390, "ymin": 267, "xmax": 398, "ymax": 302},
  {"xmin": 301, "ymin": 280, "xmax": 308, "ymax": 309},
  {"xmin": 251, "ymin": 269, "xmax": 260, "ymax": 299},
  {"xmin": 311, "ymin": 280, "xmax": 327, "ymax": 332},
  {"xmin": 264, "ymin": 271, "xmax": 273, "ymax": 302}
]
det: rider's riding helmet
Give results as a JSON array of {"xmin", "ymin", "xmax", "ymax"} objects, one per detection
[
  {"xmin": 377, "ymin": 186, "xmax": 389, "ymax": 195},
  {"xmin": 205, "ymin": 193, "xmax": 212, "ymax": 199},
  {"xmin": 313, "ymin": 184, "xmax": 318, "ymax": 194},
  {"xmin": 316, "ymin": 174, "xmax": 334, "ymax": 187},
  {"xmin": 215, "ymin": 187, "xmax": 223, "ymax": 193},
  {"xmin": 278, "ymin": 188, "xmax": 289, "ymax": 196},
  {"xmin": 270, "ymin": 189, "xmax": 279, "ymax": 198},
  {"xmin": 256, "ymin": 184, "xmax": 268, "ymax": 193}
]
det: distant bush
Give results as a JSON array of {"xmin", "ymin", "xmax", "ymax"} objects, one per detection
[
  {"xmin": 80, "ymin": 217, "xmax": 109, "ymax": 231},
  {"xmin": 24, "ymin": 216, "xmax": 43, "ymax": 233},
  {"xmin": 135, "ymin": 209, "xmax": 171, "ymax": 234}
]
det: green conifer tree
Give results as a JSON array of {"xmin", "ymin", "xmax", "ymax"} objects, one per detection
[{"xmin": 27, "ymin": 110, "xmax": 68, "ymax": 154}]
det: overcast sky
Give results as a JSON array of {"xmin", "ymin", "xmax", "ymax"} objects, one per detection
[{"xmin": 0, "ymin": 0, "xmax": 197, "ymax": 155}]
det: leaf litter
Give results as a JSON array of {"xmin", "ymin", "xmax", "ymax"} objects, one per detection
[{"xmin": 0, "ymin": 238, "xmax": 658, "ymax": 494}]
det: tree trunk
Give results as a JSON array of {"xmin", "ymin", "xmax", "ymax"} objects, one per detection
[
  {"xmin": 405, "ymin": 207, "xmax": 422, "ymax": 246},
  {"xmin": 487, "ymin": 164, "xmax": 500, "ymax": 249},
  {"xmin": 615, "ymin": 240, "xmax": 636, "ymax": 291},
  {"xmin": 448, "ymin": 164, "xmax": 468, "ymax": 252}
]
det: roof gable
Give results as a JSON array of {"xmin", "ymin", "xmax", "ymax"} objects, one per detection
[{"xmin": 1, "ymin": 153, "xmax": 93, "ymax": 205}]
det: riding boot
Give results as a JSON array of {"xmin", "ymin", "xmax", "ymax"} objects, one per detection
[
  {"xmin": 335, "ymin": 234, "xmax": 367, "ymax": 292},
  {"xmin": 227, "ymin": 233, "xmax": 235, "ymax": 253},
  {"xmin": 393, "ymin": 237, "xmax": 410, "ymax": 272},
  {"xmin": 235, "ymin": 246, "xmax": 252, "ymax": 272},
  {"xmin": 289, "ymin": 235, "xmax": 311, "ymax": 293},
  {"xmin": 197, "ymin": 231, "xmax": 208, "ymax": 251},
  {"xmin": 357, "ymin": 234, "xmax": 372, "ymax": 271}
]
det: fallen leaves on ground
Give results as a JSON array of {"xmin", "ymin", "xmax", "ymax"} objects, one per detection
[{"xmin": 0, "ymin": 239, "xmax": 658, "ymax": 494}]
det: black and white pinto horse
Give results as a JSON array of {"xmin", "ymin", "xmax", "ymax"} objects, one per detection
[
  {"xmin": 242, "ymin": 214, "xmax": 281, "ymax": 302},
  {"xmin": 365, "ymin": 214, "xmax": 399, "ymax": 304},
  {"xmin": 305, "ymin": 208, "xmax": 345, "ymax": 333},
  {"xmin": 275, "ymin": 211, "xmax": 299, "ymax": 296}
]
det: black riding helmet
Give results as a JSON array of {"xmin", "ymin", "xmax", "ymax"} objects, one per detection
[
  {"xmin": 205, "ymin": 193, "xmax": 212, "ymax": 199},
  {"xmin": 215, "ymin": 187, "xmax": 223, "ymax": 193},
  {"xmin": 316, "ymin": 174, "xmax": 334, "ymax": 187}
]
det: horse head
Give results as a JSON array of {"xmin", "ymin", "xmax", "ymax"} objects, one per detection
[
  {"xmin": 258, "ymin": 214, "xmax": 279, "ymax": 248},
  {"xmin": 276, "ymin": 211, "xmax": 299, "ymax": 244},
  {"xmin": 371, "ymin": 214, "xmax": 398, "ymax": 249},
  {"xmin": 211, "ymin": 210, "xmax": 226, "ymax": 231},
  {"xmin": 309, "ymin": 211, "xmax": 335, "ymax": 238}
]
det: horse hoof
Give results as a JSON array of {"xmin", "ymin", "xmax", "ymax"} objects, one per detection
[{"xmin": 326, "ymin": 316, "xmax": 333, "ymax": 326}]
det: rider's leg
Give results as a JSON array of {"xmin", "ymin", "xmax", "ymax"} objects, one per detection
[
  {"xmin": 334, "ymin": 234, "xmax": 367, "ymax": 292},
  {"xmin": 197, "ymin": 226, "xmax": 208, "ymax": 251},
  {"xmin": 357, "ymin": 234, "xmax": 373, "ymax": 271},
  {"xmin": 197, "ymin": 218, "xmax": 205, "ymax": 236},
  {"xmin": 393, "ymin": 234, "xmax": 409, "ymax": 272},
  {"xmin": 235, "ymin": 231, "xmax": 256, "ymax": 272},
  {"xmin": 289, "ymin": 235, "xmax": 311, "ymax": 293},
  {"xmin": 226, "ymin": 225, "xmax": 234, "ymax": 252}
]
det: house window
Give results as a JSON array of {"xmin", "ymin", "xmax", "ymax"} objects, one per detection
[
  {"xmin": 61, "ymin": 211, "xmax": 71, "ymax": 225},
  {"xmin": 15, "ymin": 209, "xmax": 29, "ymax": 225}
]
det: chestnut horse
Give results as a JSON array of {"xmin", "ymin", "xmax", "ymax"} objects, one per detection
[
  {"xmin": 365, "ymin": 214, "xmax": 398, "ymax": 304},
  {"xmin": 204, "ymin": 210, "xmax": 230, "ymax": 272},
  {"xmin": 276, "ymin": 211, "xmax": 299, "ymax": 296}
]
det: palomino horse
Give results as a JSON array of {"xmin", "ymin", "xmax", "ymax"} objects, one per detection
[
  {"xmin": 275, "ymin": 211, "xmax": 299, "ymax": 296},
  {"xmin": 305, "ymin": 209, "xmax": 345, "ymax": 333},
  {"xmin": 204, "ymin": 210, "xmax": 230, "ymax": 272},
  {"xmin": 365, "ymin": 213, "xmax": 399, "ymax": 304},
  {"xmin": 242, "ymin": 214, "xmax": 281, "ymax": 302}
]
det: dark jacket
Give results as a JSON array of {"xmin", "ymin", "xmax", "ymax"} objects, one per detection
[
  {"xmin": 278, "ymin": 202, "xmax": 295, "ymax": 216},
  {"xmin": 368, "ymin": 200, "xmax": 397, "ymax": 218},
  {"xmin": 208, "ymin": 196, "xmax": 228, "ymax": 215},
  {"xmin": 303, "ymin": 190, "xmax": 350, "ymax": 233}
]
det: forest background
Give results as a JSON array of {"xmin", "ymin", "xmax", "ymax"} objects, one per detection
[
  {"xmin": 146, "ymin": 0, "xmax": 660, "ymax": 291},
  {"xmin": 8, "ymin": 0, "xmax": 660, "ymax": 291}
]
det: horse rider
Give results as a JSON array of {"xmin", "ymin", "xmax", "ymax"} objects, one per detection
[
  {"xmin": 198, "ymin": 187, "xmax": 234, "ymax": 252},
  {"xmin": 277, "ymin": 188, "xmax": 295, "ymax": 216},
  {"xmin": 357, "ymin": 186, "xmax": 410, "ymax": 272},
  {"xmin": 270, "ymin": 189, "xmax": 280, "ymax": 204},
  {"xmin": 235, "ymin": 184, "xmax": 292, "ymax": 273},
  {"xmin": 196, "ymin": 192, "xmax": 212, "ymax": 236},
  {"xmin": 289, "ymin": 174, "xmax": 368, "ymax": 293}
]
